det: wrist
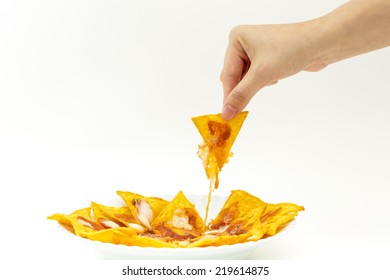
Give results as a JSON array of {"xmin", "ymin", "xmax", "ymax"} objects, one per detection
[{"xmin": 294, "ymin": 19, "xmax": 332, "ymax": 71}]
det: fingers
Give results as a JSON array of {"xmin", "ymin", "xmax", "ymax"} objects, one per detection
[
  {"xmin": 222, "ymin": 73, "xmax": 242, "ymax": 105},
  {"xmin": 220, "ymin": 25, "xmax": 279, "ymax": 120},
  {"xmin": 221, "ymin": 66, "xmax": 267, "ymax": 120},
  {"xmin": 220, "ymin": 42, "xmax": 249, "ymax": 104}
]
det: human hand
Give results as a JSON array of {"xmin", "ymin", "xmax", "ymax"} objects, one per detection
[{"xmin": 220, "ymin": 23, "xmax": 327, "ymax": 120}]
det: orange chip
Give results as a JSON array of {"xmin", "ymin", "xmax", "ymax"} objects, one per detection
[
  {"xmin": 210, "ymin": 190, "xmax": 267, "ymax": 225},
  {"xmin": 48, "ymin": 207, "xmax": 104, "ymax": 237},
  {"xmin": 90, "ymin": 202, "xmax": 138, "ymax": 229},
  {"xmin": 192, "ymin": 111, "xmax": 248, "ymax": 187},
  {"xmin": 205, "ymin": 190, "xmax": 267, "ymax": 243},
  {"xmin": 260, "ymin": 203, "xmax": 305, "ymax": 236},
  {"xmin": 152, "ymin": 191, "xmax": 206, "ymax": 245},
  {"xmin": 116, "ymin": 191, "xmax": 169, "ymax": 232}
]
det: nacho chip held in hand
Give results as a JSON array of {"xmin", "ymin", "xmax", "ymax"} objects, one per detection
[
  {"xmin": 192, "ymin": 111, "xmax": 248, "ymax": 222},
  {"xmin": 192, "ymin": 111, "xmax": 248, "ymax": 189}
]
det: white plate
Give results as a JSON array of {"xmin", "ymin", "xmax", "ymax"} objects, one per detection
[{"xmin": 55, "ymin": 194, "xmax": 297, "ymax": 260}]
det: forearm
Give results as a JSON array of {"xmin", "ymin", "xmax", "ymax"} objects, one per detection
[{"xmin": 310, "ymin": 0, "xmax": 390, "ymax": 65}]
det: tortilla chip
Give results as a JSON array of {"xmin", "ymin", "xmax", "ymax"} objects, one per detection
[
  {"xmin": 90, "ymin": 202, "xmax": 138, "ymax": 229},
  {"xmin": 191, "ymin": 111, "xmax": 248, "ymax": 187},
  {"xmin": 261, "ymin": 203, "xmax": 305, "ymax": 236},
  {"xmin": 209, "ymin": 190, "xmax": 266, "ymax": 229},
  {"xmin": 190, "ymin": 212, "xmax": 265, "ymax": 248},
  {"xmin": 152, "ymin": 191, "xmax": 206, "ymax": 241},
  {"xmin": 116, "ymin": 191, "xmax": 169, "ymax": 231},
  {"xmin": 48, "ymin": 207, "xmax": 104, "ymax": 237},
  {"xmin": 205, "ymin": 190, "xmax": 267, "ymax": 243},
  {"xmin": 211, "ymin": 190, "xmax": 267, "ymax": 225}
]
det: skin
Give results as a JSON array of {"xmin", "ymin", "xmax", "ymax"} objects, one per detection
[{"xmin": 220, "ymin": 0, "xmax": 390, "ymax": 120}]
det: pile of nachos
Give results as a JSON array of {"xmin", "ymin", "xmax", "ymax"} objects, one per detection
[{"xmin": 48, "ymin": 189, "xmax": 304, "ymax": 248}]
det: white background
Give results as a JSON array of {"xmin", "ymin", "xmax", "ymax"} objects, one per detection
[{"xmin": 1, "ymin": 0, "xmax": 389, "ymax": 276}]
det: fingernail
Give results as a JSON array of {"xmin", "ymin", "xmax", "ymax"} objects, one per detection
[{"xmin": 222, "ymin": 104, "xmax": 238, "ymax": 120}]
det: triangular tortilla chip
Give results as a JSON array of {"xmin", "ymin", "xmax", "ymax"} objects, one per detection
[
  {"xmin": 191, "ymin": 111, "xmax": 248, "ymax": 188},
  {"xmin": 204, "ymin": 190, "xmax": 267, "ymax": 243},
  {"xmin": 90, "ymin": 202, "xmax": 143, "ymax": 230},
  {"xmin": 152, "ymin": 191, "xmax": 206, "ymax": 244},
  {"xmin": 48, "ymin": 207, "xmax": 104, "ymax": 237},
  {"xmin": 260, "ymin": 202, "xmax": 305, "ymax": 236},
  {"xmin": 210, "ymin": 190, "xmax": 267, "ymax": 226},
  {"xmin": 116, "ymin": 191, "xmax": 169, "ymax": 232}
]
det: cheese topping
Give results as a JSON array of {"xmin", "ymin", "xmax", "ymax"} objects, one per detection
[
  {"xmin": 133, "ymin": 199, "xmax": 153, "ymax": 231},
  {"xmin": 171, "ymin": 209, "xmax": 193, "ymax": 230}
]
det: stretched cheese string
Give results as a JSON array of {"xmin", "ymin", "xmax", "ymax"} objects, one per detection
[{"xmin": 204, "ymin": 175, "xmax": 216, "ymax": 224}]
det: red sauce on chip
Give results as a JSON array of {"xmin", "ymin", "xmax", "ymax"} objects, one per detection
[
  {"xmin": 155, "ymin": 224, "xmax": 198, "ymax": 241},
  {"xmin": 207, "ymin": 121, "xmax": 231, "ymax": 147}
]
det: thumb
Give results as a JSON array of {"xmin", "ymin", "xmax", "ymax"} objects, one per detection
[{"xmin": 221, "ymin": 68, "xmax": 266, "ymax": 120}]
